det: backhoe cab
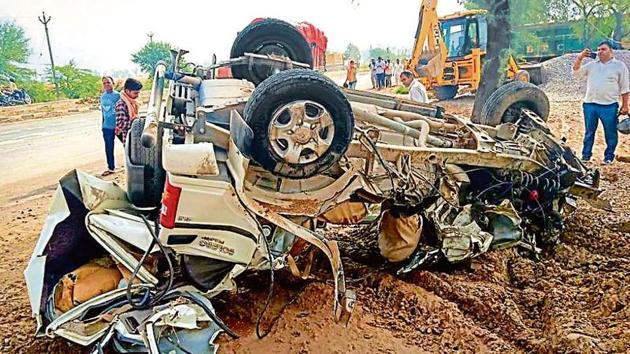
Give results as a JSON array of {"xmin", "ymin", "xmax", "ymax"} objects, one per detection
[{"xmin": 409, "ymin": 2, "xmax": 527, "ymax": 100}]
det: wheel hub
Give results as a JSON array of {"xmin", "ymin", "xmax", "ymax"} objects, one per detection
[
  {"xmin": 268, "ymin": 100, "xmax": 335, "ymax": 165},
  {"xmin": 292, "ymin": 127, "xmax": 313, "ymax": 144}
]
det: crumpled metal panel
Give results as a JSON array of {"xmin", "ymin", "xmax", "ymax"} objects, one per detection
[
  {"xmin": 433, "ymin": 204, "xmax": 493, "ymax": 263},
  {"xmin": 486, "ymin": 199, "xmax": 524, "ymax": 250},
  {"xmin": 24, "ymin": 170, "xmax": 131, "ymax": 334}
]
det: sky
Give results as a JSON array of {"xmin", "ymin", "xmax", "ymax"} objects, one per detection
[{"xmin": 3, "ymin": 0, "xmax": 463, "ymax": 75}]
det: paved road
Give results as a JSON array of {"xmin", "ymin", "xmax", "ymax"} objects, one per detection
[
  {"xmin": 325, "ymin": 71, "xmax": 373, "ymax": 90},
  {"xmin": 0, "ymin": 111, "xmax": 124, "ymax": 201}
]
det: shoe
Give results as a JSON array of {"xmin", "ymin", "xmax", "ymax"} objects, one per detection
[
  {"xmin": 602, "ymin": 159, "xmax": 613, "ymax": 165},
  {"xmin": 581, "ymin": 157, "xmax": 590, "ymax": 163},
  {"xmin": 101, "ymin": 169, "xmax": 115, "ymax": 176}
]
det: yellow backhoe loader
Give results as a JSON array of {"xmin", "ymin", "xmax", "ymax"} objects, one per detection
[{"xmin": 407, "ymin": 0, "xmax": 531, "ymax": 100}]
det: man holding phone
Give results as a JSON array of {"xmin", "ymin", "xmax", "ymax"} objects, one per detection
[{"xmin": 573, "ymin": 40, "xmax": 629, "ymax": 165}]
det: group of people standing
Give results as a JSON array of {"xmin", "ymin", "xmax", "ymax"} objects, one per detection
[
  {"xmin": 369, "ymin": 57, "xmax": 405, "ymax": 90},
  {"xmin": 99, "ymin": 76, "xmax": 143, "ymax": 176},
  {"xmin": 345, "ymin": 57, "xmax": 428, "ymax": 103},
  {"xmin": 344, "ymin": 57, "xmax": 411, "ymax": 91}
]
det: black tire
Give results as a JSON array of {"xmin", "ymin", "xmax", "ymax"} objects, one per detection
[
  {"xmin": 243, "ymin": 69, "xmax": 353, "ymax": 179},
  {"xmin": 527, "ymin": 66, "xmax": 544, "ymax": 86},
  {"xmin": 474, "ymin": 81, "xmax": 550, "ymax": 126},
  {"xmin": 127, "ymin": 118, "xmax": 165, "ymax": 207},
  {"xmin": 434, "ymin": 85, "xmax": 458, "ymax": 100},
  {"xmin": 230, "ymin": 18, "xmax": 313, "ymax": 86}
]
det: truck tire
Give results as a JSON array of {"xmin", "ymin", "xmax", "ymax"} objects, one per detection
[
  {"xmin": 127, "ymin": 118, "xmax": 165, "ymax": 207},
  {"xmin": 230, "ymin": 18, "xmax": 313, "ymax": 86},
  {"xmin": 243, "ymin": 69, "xmax": 354, "ymax": 179},
  {"xmin": 474, "ymin": 81, "xmax": 549, "ymax": 126},
  {"xmin": 434, "ymin": 85, "xmax": 458, "ymax": 101}
]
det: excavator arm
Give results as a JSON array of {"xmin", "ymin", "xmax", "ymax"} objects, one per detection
[{"xmin": 407, "ymin": 0, "xmax": 448, "ymax": 82}]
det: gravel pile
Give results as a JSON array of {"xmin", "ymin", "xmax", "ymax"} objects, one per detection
[{"xmin": 540, "ymin": 50, "xmax": 630, "ymax": 101}]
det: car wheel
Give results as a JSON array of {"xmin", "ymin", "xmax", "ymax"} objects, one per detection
[
  {"xmin": 127, "ymin": 118, "xmax": 165, "ymax": 207},
  {"xmin": 434, "ymin": 85, "xmax": 458, "ymax": 101},
  {"xmin": 230, "ymin": 18, "xmax": 313, "ymax": 86},
  {"xmin": 244, "ymin": 69, "xmax": 354, "ymax": 179},
  {"xmin": 474, "ymin": 81, "xmax": 550, "ymax": 126}
]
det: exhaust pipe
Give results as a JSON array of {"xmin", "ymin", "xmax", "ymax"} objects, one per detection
[{"xmin": 141, "ymin": 62, "xmax": 167, "ymax": 148}]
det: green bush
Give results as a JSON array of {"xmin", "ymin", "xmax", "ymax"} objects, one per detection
[
  {"xmin": 19, "ymin": 80, "xmax": 57, "ymax": 103},
  {"xmin": 53, "ymin": 61, "xmax": 101, "ymax": 99},
  {"xmin": 394, "ymin": 85, "xmax": 409, "ymax": 94}
]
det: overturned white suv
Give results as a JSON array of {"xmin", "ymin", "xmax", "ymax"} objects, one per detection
[{"xmin": 25, "ymin": 18, "xmax": 601, "ymax": 353}]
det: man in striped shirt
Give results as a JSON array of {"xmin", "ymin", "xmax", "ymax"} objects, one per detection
[{"xmin": 115, "ymin": 78, "xmax": 143, "ymax": 144}]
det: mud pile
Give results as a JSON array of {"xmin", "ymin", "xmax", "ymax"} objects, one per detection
[{"xmin": 215, "ymin": 163, "xmax": 630, "ymax": 353}]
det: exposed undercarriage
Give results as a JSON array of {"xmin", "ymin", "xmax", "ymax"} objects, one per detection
[{"xmin": 24, "ymin": 18, "xmax": 604, "ymax": 354}]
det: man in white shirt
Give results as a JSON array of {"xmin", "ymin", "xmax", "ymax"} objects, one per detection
[
  {"xmin": 399, "ymin": 70, "xmax": 428, "ymax": 103},
  {"xmin": 375, "ymin": 57, "xmax": 386, "ymax": 89},
  {"xmin": 573, "ymin": 40, "xmax": 629, "ymax": 164},
  {"xmin": 369, "ymin": 58, "xmax": 377, "ymax": 89}
]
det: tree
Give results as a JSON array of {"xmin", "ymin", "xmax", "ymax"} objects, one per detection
[
  {"xmin": 466, "ymin": 0, "xmax": 548, "ymax": 59},
  {"xmin": 507, "ymin": 0, "xmax": 548, "ymax": 58},
  {"xmin": 546, "ymin": 0, "xmax": 576, "ymax": 22},
  {"xmin": 602, "ymin": 0, "xmax": 630, "ymax": 45},
  {"xmin": 370, "ymin": 48, "xmax": 396, "ymax": 59},
  {"xmin": 50, "ymin": 60, "xmax": 101, "ymax": 99},
  {"xmin": 569, "ymin": 0, "xmax": 607, "ymax": 45},
  {"xmin": 131, "ymin": 41, "xmax": 173, "ymax": 75},
  {"xmin": 470, "ymin": 0, "xmax": 511, "ymax": 119},
  {"xmin": 343, "ymin": 43, "xmax": 361, "ymax": 62},
  {"xmin": 20, "ymin": 80, "xmax": 56, "ymax": 103},
  {"xmin": 368, "ymin": 47, "xmax": 406, "ymax": 61},
  {"xmin": 0, "ymin": 21, "xmax": 33, "ymax": 82}
]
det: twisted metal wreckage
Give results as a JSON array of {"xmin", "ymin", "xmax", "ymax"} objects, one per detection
[{"xmin": 25, "ymin": 19, "xmax": 602, "ymax": 354}]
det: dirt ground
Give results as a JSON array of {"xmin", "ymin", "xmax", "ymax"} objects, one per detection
[{"xmin": 1, "ymin": 96, "xmax": 629, "ymax": 354}]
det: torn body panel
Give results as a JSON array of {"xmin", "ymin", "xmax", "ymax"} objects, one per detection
[{"xmin": 26, "ymin": 50, "xmax": 605, "ymax": 353}]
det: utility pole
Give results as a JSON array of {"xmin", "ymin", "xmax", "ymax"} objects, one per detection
[
  {"xmin": 38, "ymin": 11, "xmax": 60, "ymax": 99},
  {"xmin": 147, "ymin": 32, "xmax": 154, "ymax": 43}
]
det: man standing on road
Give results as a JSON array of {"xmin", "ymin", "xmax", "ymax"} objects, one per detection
[
  {"xmin": 115, "ymin": 78, "xmax": 143, "ymax": 144},
  {"xmin": 345, "ymin": 60, "xmax": 358, "ymax": 89},
  {"xmin": 400, "ymin": 70, "xmax": 428, "ymax": 103},
  {"xmin": 375, "ymin": 57, "xmax": 386, "ymax": 90},
  {"xmin": 100, "ymin": 76, "xmax": 120, "ymax": 176},
  {"xmin": 573, "ymin": 40, "xmax": 629, "ymax": 165},
  {"xmin": 369, "ymin": 58, "xmax": 377, "ymax": 89},
  {"xmin": 384, "ymin": 59, "xmax": 393, "ymax": 88}
]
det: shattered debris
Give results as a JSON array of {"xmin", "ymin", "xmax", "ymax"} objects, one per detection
[{"xmin": 20, "ymin": 20, "xmax": 616, "ymax": 353}]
